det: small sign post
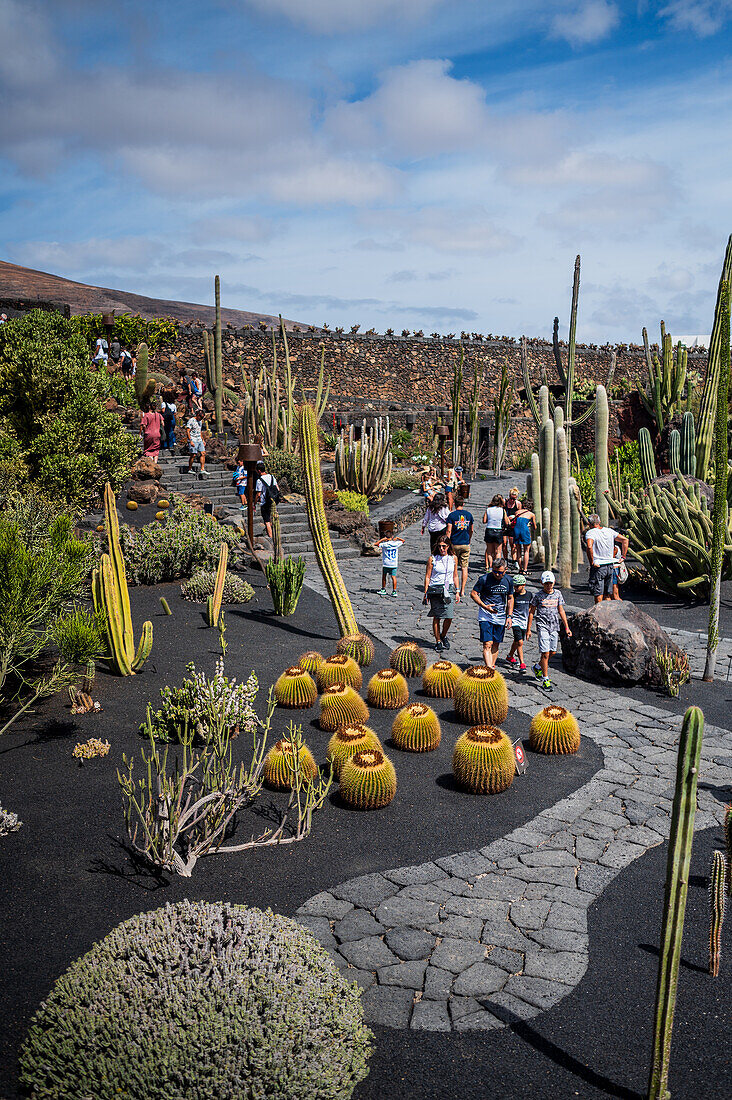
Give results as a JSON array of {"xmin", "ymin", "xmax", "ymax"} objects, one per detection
[{"xmin": 513, "ymin": 739, "xmax": 527, "ymax": 776}]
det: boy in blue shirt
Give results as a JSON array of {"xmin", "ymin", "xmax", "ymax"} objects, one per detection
[
  {"xmin": 506, "ymin": 574, "xmax": 531, "ymax": 671},
  {"xmin": 470, "ymin": 558, "xmax": 514, "ymax": 669},
  {"xmin": 446, "ymin": 502, "xmax": 474, "ymax": 598},
  {"xmin": 375, "ymin": 534, "xmax": 405, "ymax": 598}
]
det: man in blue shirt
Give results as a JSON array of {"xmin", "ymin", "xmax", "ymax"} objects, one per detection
[
  {"xmin": 470, "ymin": 559, "xmax": 514, "ymax": 669},
  {"xmin": 446, "ymin": 502, "xmax": 474, "ymax": 598}
]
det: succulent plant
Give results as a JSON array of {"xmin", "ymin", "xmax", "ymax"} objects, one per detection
[
  {"xmin": 155, "ymin": 510, "xmax": 166, "ymax": 521},
  {"xmin": 339, "ymin": 749, "xmax": 397, "ymax": 810},
  {"xmin": 389, "ymin": 641, "xmax": 427, "ymax": 678},
  {"xmin": 326, "ymin": 724, "xmax": 382, "ymax": 779},
  {"xmin": 336, "ymin": 632, "xmax": 375, "ymax": 668},
  {"xmin": 452, "ymin": 725, "xmax": 515, "ymax": 795},
  {"xmin": 274, "ymin": 667, "xmax": 318, "ymax": 709},
  {"xmin": 453, "ymin": 666, "xmax": 509, "ymax": 725},
  {"xmin": 366, "ymin": 669, "xmax": 410, "ymax": 709},
  {"xmin": 316, "ymin": 654, "xmax": 363, "ymax": 692},
  {"xmin": 158, "ymin": 498, "xmax": 170, "ymax": 509},
  {"xmin": 529, "ymin": 704, "xmax": 581, "ymax": 754},
  {"xmin": 263, "ymin": 739, "xmax": 318, "ymax": 790},
  {"xmin": 421, "ymin": 660, "xmax": 461, "ymax": 698},
  {"xmin": 181, "ymin": 569, "xmax": 255, "ymax": 605},
  {"xmin": 298, "ymin": 650, "xmax": 324, "ymax": 676},
  {"xmin": 391, "ymin": 703, "xmax": 441, "ymax": 753},
  {"xmin": 126, "ymin": 500, "xmax": 138, "ymax": 511},
  {"xmin": 709, "ymin": 849, "xmax": 726, "ymax": 977},
  {"xmin": 318, "ymin": 684, "xmax": 370, "ymax": 731}
]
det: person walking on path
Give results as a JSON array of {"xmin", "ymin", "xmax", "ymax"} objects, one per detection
[
  {"xmin": 190, "ymin": 372, "xmax": 204, "ymax": 414},
  {"xmin": 482, "ymin": 494, "xmax": 508, "ymax": 569},
  {"xmin": 585, "ymin": 515, "xmax": 629, "ymax": 603},
  {"xmin": 376, "ymin": 533, "xmax": 405, "ymax": 598},
  {"xmin": 526, "ymin": 570, "xmax": 572, "ymax": 690},
  {"xmin": 446, "ymin": 499, "xmax": 474, "ymax": 598},
  {"xmin": 255, "ymin": 460, "xmax": 280, "ymax": 540},
  {"xmin": 504, "ymin": 486, "xmax": 521, "ymax": 562},
  {"xmin": 161, "ymin": 391, "xmax": 177, "ymax": 454},
  {"xmin": 186, "ymin": 409, "xmax": 208, "ymax": 477},
  {"xmin": 422, "ymin": 492, "xmax": 450, "ymax": 553},
  {"xmin": 423, "ymin": 536, "xmax": 460, "ymax": 652},
  {"xmin": 512, "ymin": 497, "xmax": 537, "ymax": 574},
  {"xmin": 140, "ymin": 401, "xmax": 164, "ymax": 461},
  {"xmin": 120, "ymin": 346, "xmax": 134, "ymax": 383},
  {"xmin": 471, "ymin": 558, "xmax": 514, "ymax": 670},
  {"xmin": 506, "ymin": 573, "xmax": 531, "ymax": 671}
]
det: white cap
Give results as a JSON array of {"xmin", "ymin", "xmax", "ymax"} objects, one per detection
[{"xmin": 540, "ymin": 570, "xmax": 555, "ymax": 584}]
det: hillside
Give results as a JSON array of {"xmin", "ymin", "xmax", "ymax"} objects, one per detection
[{"xmin": 0, "ymin": 260, "xmax": 307, "ymax": 329}]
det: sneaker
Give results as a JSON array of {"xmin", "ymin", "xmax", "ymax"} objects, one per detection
[
  {"xmin": 519, "ymin": 663, "xmax": 527, "ymax": 672},
  {"xmin": 435, "ymin": 641, "xmax": 444, "ymax": 653},
  {"xmin": 442, "ymin": 637, "xmax": 451, "ymax": 651},
  {"xmin": 390, "ymin": 590, "xmax": 397, "ymax": 599},
  {"xmin": 199, "ymin": 469, "xmax": 209, "ymax": 478},
  {"xmin": 532, "ymin": 664, "xmax": 542, "ymax": 680},
  {"xmin": 542, "ymin": 677, "xmax": 553, "ymax": 690},
  {"xmin": 507, "ymin": 655, "xmax": 518, "ymax": 667},
  {"xmin": 378, "ymin": 588, "xmax": 388, "ymax": 596}
]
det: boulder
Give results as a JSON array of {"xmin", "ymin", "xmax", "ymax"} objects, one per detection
[
  {"xmin": 561, "ymin": 601, "xmax": 685, "ymax": 689},
  {"xmin": 131, "ymin": 456, "xmax": 161, "ymax": 481},
  {"xmin": 127, "ymin": 482, "xmax": 159, "ymax": 506}
]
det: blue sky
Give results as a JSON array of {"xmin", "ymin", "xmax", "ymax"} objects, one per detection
[{"xmin": 1, "ymin": 0, "xmax": 731, "ymax": 340}]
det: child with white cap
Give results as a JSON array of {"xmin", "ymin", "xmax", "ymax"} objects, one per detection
[
  {"xmin": 526, "ymin": 570, "xmax": 573, "ymax": 690},
  {"xmin": 506, "ymin": 573, "xmax": 531, "ymax": 671}
]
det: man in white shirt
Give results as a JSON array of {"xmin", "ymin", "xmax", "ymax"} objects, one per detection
[
  {"xmin": 186, "ymin": 410, "xmax": 208, "ymax": 477},
  {"xmin": 585, "ymin": 514, "xmax": 628, "ymax": 603}
]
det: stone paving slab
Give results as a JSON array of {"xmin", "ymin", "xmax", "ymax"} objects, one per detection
[{"xmin": 298, "ymin": 476, "xmax": 730, "ymax": 1030}]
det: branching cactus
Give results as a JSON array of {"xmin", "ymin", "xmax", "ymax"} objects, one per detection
[
  {"xmin": 92, "ymin": 484, "xmax": 153, "ymax": 675},
  {"xmin": 647, "ymin": 705, "xmax": 704, "ymax": 1100},
  {"xmin": 134, "ymin": 342, "xmax": 156, "ymax": 408},
  {"xmin": 639, "ymin": 323, "xmax": 687, "ymax": 433},
  {"xmin": 696, "ymin": 234, "xmax": 732, "ymax": 479},
  {"xmin": 595, "ymin": 384, "xmax": 609, "ymax": 525},
  {"xmin": 708, "ymin": 849, "xmax": 726, "ymax": 977},
  {"xmin": 334, "ymin": 417, "xmax": 392, "ymax": 500}
]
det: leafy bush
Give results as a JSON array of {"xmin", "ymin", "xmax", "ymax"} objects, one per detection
[
  {"xmin": 53, "ymin": 606, "xmax": 105, "ymax": 666},
  {"xmin": 390, "ymin": 428, "xmax": 415, "ymax": 462},
  {"xmin": 181, "ymin": 569, "xmax": 255, "ymax": 604},
  {"xmin": 265, "ymin": 447, "xmax": 303, "ymax": 494},
  {"xmin": 336, "ymin": 490, "xmax": 369, "ymax": 513},
  {"xmin": 107, "ymin": 373, "xmax": 136, "ymax": 406},
  {"xmin": 0, "ymin": 310, "xmax": 134, "ymax": 510},
  {"xmin": 388, "ymin": 468, "xmax": 421, "ymax": 490},
  {"xmin": 120, "ymin": 501, "xmax": 240, "ymax": 584},
  {"xmin": 142, "ymin": 659, "xmax": 259, "ymax": 743},
  {"xmin": 72, "ymin": 313, "xmax": 178, "ymax": 353},
  {"xmin": 19, "ymin": 900, "xmax": 372, "ymax": 1100},
  {"xmin": 511, "ymin": 449, "xmax": 532, "ymax": 471},
  {"xmin": 573, "ymin": 440, "xmax": 643, "ymax": 514}
]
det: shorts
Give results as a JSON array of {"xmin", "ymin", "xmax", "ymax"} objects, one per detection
[
  {"xmin": 512, "ymin": 625, "xmax": 526, "ymax": 642},
  {"xmin": 382, "ymin": 565, "xmax": 397, "ymax": 576},
  {"xmin": 589, "ymin": 562, "xmax": 614, "ymax": 597},
  {"xmin": 453, "ymin": 544, "xmax": 470, "ymax": 570},
  {"xmin": 480, "ymin": 621, "xmax": 506, "ymax": 645},
  {"xmin": 537, "ymin": 625, "xmax": 559, "ymax": 653},
  {"xmin": 484, "ymin": 528, "xmax": 502, "ymax": 543},
  {"xmin": 261, "ymin": 502, "xmax": 272, "ymax": 523},
  {"xmin": 189, "ymin": 441, "xmax": 205, "ymax": 454},
  {"xmin": 513, "ymin": 534, "xmax": 531, "ymax": 547}
]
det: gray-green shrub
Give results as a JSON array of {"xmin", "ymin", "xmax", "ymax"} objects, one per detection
[
  {"xmin": 181, "ymin": 569, "xmax": 254, "ymax": 604},
  {"xmin": 120, "ymin": 501, "xmax": 240, "ymax": 584}
]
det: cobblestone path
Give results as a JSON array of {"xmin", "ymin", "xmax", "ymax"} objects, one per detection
[{"xmin": 298, "ymin": 479, "xmax": 731, "ymax": 1031}]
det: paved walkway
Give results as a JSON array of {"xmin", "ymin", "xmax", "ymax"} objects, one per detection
[{"xmin": 298, "ymin": 479, "xmax": 731, "ymax": 1032}]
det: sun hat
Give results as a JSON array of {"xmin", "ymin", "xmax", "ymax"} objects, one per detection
[
  {"xmin": 513, "ymin": 574, "xmax": 526, "ymax": 584},
  {"xmin": 540, "ymin": 570, "xmax": 555, "ymax": 584}
]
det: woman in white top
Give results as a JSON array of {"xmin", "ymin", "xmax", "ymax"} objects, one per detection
[
  {"xmin": 421, "ymin": 492, "xmax": 450, "ymax": 552},
  {"xmin": 482, "ymin": 494, "xmax": 508, "ymax": 569},
  {"xmin": 422, "ymin": 536, "xmax": 460, "ymax": 652}
]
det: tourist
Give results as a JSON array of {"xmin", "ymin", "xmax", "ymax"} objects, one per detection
[
  {"xmin": 92, "ymin": 334, "xmax": 108, "ymax": 369},
  {"xmin": 0, "ymin": 313, "xmax": 7, "ymax": 325},
  {"xmin": 140, "ymin": 400, "xmax": 164, "ymax": 461},
  {"xmin": 482, "ymin": 494, "xmax": 507, "ymax": 569},
  {"xmin": 421, "ymin": 492, "xmax": 450, "ymax": 553},
  {"xmin": 190, "ymin": 372, "xmax": 203, "ymax": 414},
  {"xmin": 446, "ymin": 496, "xmax": 474, "ymax": 598},
  {"xmin": 120, "ymin": 346, "xmax": 134, "ymax": 382},
  {"xmin": 186, "ymin": 409, "xmax": 208, "ymax": 477},
  {"xmin": 470, "ymin": 557, "xmax": 514, "ymax": 669},
  {"xmin": 585, "ymin": 514, "xmax": 629, "ymax": 604},
  {"xmin": 423, "ymin": 536, "xmax": 460, "ymax": 652},
  {"xmin": 421, "ymin": 466, "xmax": 436, "ymax": 500},
  {"xmin": 526, "ymin": 570, "xmax": 573, "ymax": 690},
  {"xmin": 506, "ymin": 573, "xmax": 531, "ymax": 671},
  {"xmin": 512, "ymin": 497, "xmax": 537, "ymax": 574},
  {"xmin": 161, "ymin": 390, "xmax": 177, "ymax": 453},
  {"xmin": 181, "ymin": 368, "xmax": 194, "ymax": 416},
  {"xmin": 109, "ymin": 336, "xmax": 121, "ymax": 370},
  {"xmin": 504, "ymin": 487, "xmax": 521, "ymax": 562},
  {"xmin": 255, "ymin": 459, "xmax": 280, "ymax": 539},
  {"xmin": 375, "ymin": 533, "xmax": 405, "ymax": 598},
  {"xmin": 232, "ymin": 461, "xmax": 247, "ymax": 509}
]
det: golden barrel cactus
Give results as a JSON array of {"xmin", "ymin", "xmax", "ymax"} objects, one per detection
[
  {"xmin": 263, "ymin": 739, "xmax": 318, "ymax": 790},
  {"xmin": 274, "ymin": 667, "xmax": 317, "ymax": 709},
  {"xmin": 318, "ymin": 684, "xmax": 370, "ymax": 731},
  {"xmin": 452, "ymin": 726, "xmax": 515, "ymax": 795},
  {"xmin": 316, "ymin": 654, "xmax": 363, "ymax": 692},
  {"xmin": 529, "ymin": 705, "xmax": 581, "ymax": 755},
  {"xmin": 298, "ymin": 650, "xmax": 324, "ymax": 677},
  {"xmin": 366, "ymin": 669, "xmax": 410, "ymax": 709},
  {"xmin": 390, "ymin": 641, "xmax": 427, "ymax": 678},
  {"xmin": 339, "ymin": 749, "xmax": 397, "ymax": 810},
  {"xmin": 336, "ymin": 632, "xmax": 375, "ymax": 668},
  {"xmin": 391, "ymin": 703, "xmax": 441, "ymax": 753},
  {"xmin": 326, "ymin": 724, "xmax": 382, "ymax": 779},
  {"xmin": 422, "ymin": 660, "xmax": 461, "ymax": 699},
  {"xmin": 454, "ymin": 666, "xmax": 509, "ymax": 725}
]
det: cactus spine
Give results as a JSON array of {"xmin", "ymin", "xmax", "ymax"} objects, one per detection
[
  {"xmin": 680, "ymin": 412, "xmax": 696, "ymax": 477},
  {"xmin": 703, "ymin": 279, "xmax": 730, "ymax": 682},
  {"xmin": 134, "ymin": 342, "xmax": 155, "ymax": 407},
  {"xmin": 206, "ymin": 543, "xmax": 228, "ymax": 627},
  {"xmin": 300, "ymin": 403, "xmax": 359, "ymax": 638},
  {"xmin": 708, "ymin": 849, "xmax": 726, "ymax": 977},
  {"xmin": 92, "ymin": 484, "xmax": 153, "ymax": 675},
  {"xmin": 647, "ymin": 706, "xmax": 704, "ymax": 1100},
  {"xmin": 639, "ymin": 426, "xmax": 657, "ymax": 486},
  {"xmin": 556, "ymin": 425, "xmax": 571, "ymax": 588},
  {"xmin": 696, "ymin": 234, "xmax": 732, "ymax": 479},
  {"xmin": 594, "ymin": 384, "xmax": 609, "ymax": 525}
]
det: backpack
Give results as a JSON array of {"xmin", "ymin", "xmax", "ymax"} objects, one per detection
[{"xmin": 259, "ymin": 473, "xmax": 280, "ymax": 505}]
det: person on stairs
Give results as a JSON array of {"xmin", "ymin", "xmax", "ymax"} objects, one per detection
[
  {"xmin": 186, "ymin": 409, "xmax": 208, "ymax": 477},
  {"xmin": 255, "ymin": 460, "xmax": 280, "ymax": 539}
]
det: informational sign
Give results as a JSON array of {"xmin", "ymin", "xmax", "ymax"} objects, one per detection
[{"xmin": 513, "ymin": 739, "xmax": 527, "ymax": 776}]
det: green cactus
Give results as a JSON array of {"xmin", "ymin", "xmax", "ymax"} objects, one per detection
[
  {"xmin": 569, "ymin": 478, "xmax": 581, "ymax": 573},
  {"xmin": 725, "ymin": 805, "xmax": 732, "ymax": 896},
  {"xmin": 556, "ymin": 425, "xmax": 571, "ymax": 588},
  {"xmin": 529, "ymin": 704, "xmax": 580, "ymax": 755},
  {"xmin": 638, "ymin": 324, "xmax": 687, "ymax": 434},
  {"xmin": 300, "ymin": 403, "xmax": 359, "ymax": 638},
  {"xmin": 540, "ymin": 421, "xmax": 554, "ymax": 561},
  {"xmin": 595, "ymin": 384, "xmax": 609, "ymax": 524},
  {"xmin": 450, "ymin": 347, "xmax": 463, "ymax": 468},
  {"xmin": 550, "ymin": 407, "xmax": 563, "ymax": 568},
  {"xmin": 492, "ymin": 359, "xmax": 513, "ymax": 476},
  {"xmin": 530, "ymin": 451, "xmax": 544, "ymax": 562},
  {"xmin": 326, "ymin": 724, "xmax": 382, "ymax": 779},
  {"xmin": 389, "ymin": 641, "xmax": 427, "ymax": 678},
  {"xmin": 92, "ymin": 485, "xmax": 153, "ymax": 675},
  {"xmin": 421, "ymin": 659, "xmax": 461, "ymax": 699},
  {"xmin": 696, "ymin": 234, "xmax": 732, "ymax": 479},
  {"xmin": 703, "ymin": 278, "xmax": 730, "ymax": 681},
  {"xmin": 708, "ymin": 849, "xmax": 726, "ymax": 978},
  {"xmin": 339, "ymin": 749, "xmax": 397, "ymax": 810},
  {"xmin": 454, "ymin": 666, "xmax": 509, "ymax": 726},
  {"xmin": 366, "ymin": 669, "xmax": 409, "ymax": 709},
  {"xmin": 159, "ymin": 597, "xmax": 172, "ymax": 616},
  {"xmin": 334, "ymin": 418, "xmax": 393, "ymax": 500},
  {"xmin": 680, "ymin": 412, "xmax": 696, "ymax": 477},
  {"xmin": 647, "ymin": 705, "xmax": 704, "ymax": 1100},
  {"xmin": 336, "ymin": 633, "xmax": 375, "ymax": 668},
  {"xmin": 391, "ymin": 703, "xmax": 441, "ymax": 753},
  {"xmin": 82, "ymin": 659, "xmax": 95, "ymax": 695},
  {"xmin": 134, "ymin": 342, "xmax": 156, "ymax": 407},
  {"xmin": 205, "ymin": 543, "xmax": 228, "ymax": 627},
  {"xmin": 639, "ymin": 426, "xmax": 657, "ymax": 486},
  {"xmin": 263, "ymin": 738, "xmax": 318, "ymax": 791},
  {"xmin": 452, "ymin": 725, "xmax": 515, "ymax": 795},
  {"xmin": 316, "ymin": 654, "xmax": 363, "ymax": 692},
  {"xmin": 274, "ymin": 666, "xmax": 317, "ymax": 709},
  {"xmin": 669, "ymin": 430, "xmax": 681, "ymax": 476}
]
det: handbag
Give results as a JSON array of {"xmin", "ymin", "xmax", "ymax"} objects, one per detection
[{"xmin": 615, "ymin": 559, "xmax": 629, "ymax": 584}]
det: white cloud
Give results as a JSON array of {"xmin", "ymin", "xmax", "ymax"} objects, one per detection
[
  {"xmin": 550, "ymin": 0, "xmax": 620, "ymax": 46},
  {"xmin": 659, "ymin": 0, "xmax": 732, "ymax": 35},
  {"xmin": 243, "ymin": 0, "xmax": 444, "ymax": 34}
]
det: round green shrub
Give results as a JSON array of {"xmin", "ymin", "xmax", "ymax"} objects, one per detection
[
  {"xmin": 265, "ymin": 447, "xmax": 303, "ymax": 494},
  {"xmin": 180, "ymin": 568, "xmax": 255, "ymax": 604},
  {"xmin": 19, "ymin": 900, "xmax": 373, "ymax": 1100}
]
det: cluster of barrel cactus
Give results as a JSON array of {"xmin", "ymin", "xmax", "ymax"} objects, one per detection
[
  {"xmin": 422, "ymin": 659, "xmax": 462, "ymax": 698},
  {"xmin": 316, "ymin": 654, "xmax": 363, "ymax": 692},
  {"xmin": 334, "ymin": 418, "xmax": 392, "ymax": 500},
  {"xmin": 181, "ymin": 569, "xmax": 254, "ymax": 605},
  {"xmin": 366, "ymin": 669, "xmax": 410, "ymax": 709},
  {"xmin": 453, "ymin": 666, "xmax": 509, "ymax": 725},
  {"xmin": 274, "ymin": 667, "xmax": 317, "ymax": 709},
  {"xmin": 326, "ymin": 724, "xmax": 382, "ymax": 779},
  {"xmin": 390, "ymin": 641, "xmax": 427, "ymax": 678}
]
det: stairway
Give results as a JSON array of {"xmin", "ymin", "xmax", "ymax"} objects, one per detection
[{"xmin": 158, "ymin": 458, "xmax": 360, "ymax": 563}]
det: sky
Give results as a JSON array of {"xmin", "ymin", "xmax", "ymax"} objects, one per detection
[{"xmin": 0, "ymin": 0, "xmax": 731, "ymax": 341}]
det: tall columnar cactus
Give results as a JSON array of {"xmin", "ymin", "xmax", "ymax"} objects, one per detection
[
  {"xmin": 493, "ymin": 360, "xmax": 513, "ymax": 476},
  {"xmin": 569, "ymin": 477, "xmax": 581, "ymax": 573},
  {"xmin": 206, "ymin": 543, "xmax": 228, "ymax": 627},
  {"xmin": 300, "ymin": 403, "xmax": 359, "ymax": 637},
  {"xmin": 594, "ymin": 384, "xmax": 609, "ymax": 525},
  {"xmin": 669, "ymin": 430, "xmax": 681, "ymax": 476},
  {"xmin": 134, "ymin": 342, "xmax": 156, "ymax": 408},
  {"xmin": 638, "ymin": 427, "xmax": 657, "ymax": 486},
  {"xmin": 450, "ymin": 347, "xmax": 463, "ymax": 467},
  {"xmin": 708, "ymin": 849, "xmax": 726, "ymax": 977},
  {"xmin": 556, "ymin": 425, "xmax": 571, "ymax": 588},
  {"xmin": 540, "ymin": 421, "xmax": 554, "ymax": 561},
  {"xmin": 334, "ymin": 418, "xmax": 393, "ymax": 500},
  {"xmin": 703, "ymin": 279, "xmax": 730, "ymax": 682},
  {"xmin": 680, "ymin": 412, "xmax": 696, "ymax": 477},
  {"xmin": 647, "ymin": 705, "xmax": 704, "ymax": 1100},
  {"xmin": 639, "ymin": 323, "xmax": 687, "ymax": 434},
  {"xmin": 725, "ymin": 804, "xmax": 732, "ymax": 896},
  {"xmin": 92, "ymin": 484, "xmax": 153, "ymax": 675},
  {"xmin": 467, "ymin": 357, "xmax": 481, "ymax": 478},
  {"xmin": 213, "ymin": 274, "xmax": 223, "ymax": 433},
  {"xmin": 696, "ymin": 234, "xmax": 732, "ymax": 479},
  {"xmin": 550, "ymin": 407, "xmax": 563, "ymax": 568},
  {"xmin": 530, "ymin": 451, "xmax": 544, "ymax": 562}
]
